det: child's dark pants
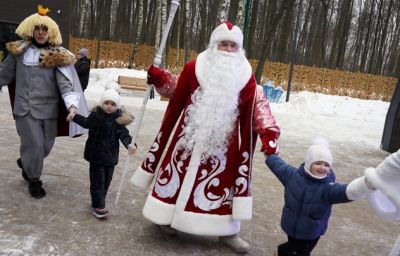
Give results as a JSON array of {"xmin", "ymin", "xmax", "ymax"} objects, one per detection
[
  {"xmin": 278, "ymin": 235, "xmax": 320, "ymax": 256},
  {"xmin": 89, "ymin": 163, "xmax": 115, "ymax": 208}
]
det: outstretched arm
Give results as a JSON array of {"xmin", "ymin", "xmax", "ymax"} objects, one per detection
[
  {"xmin": 265, "ymin": 154, "xmax": 296, "ymax": 186},
  {"xmin": 254, "ymin": 85, "xmax": 280, "ymax": 155},
  {"xmin": 147, "ymin": 64, "xmax": 179, "ymax": 99}
]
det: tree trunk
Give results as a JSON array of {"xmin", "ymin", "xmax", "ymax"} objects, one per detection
[
  {"xmin": 227, "ymin": 0, "xmax": 240, "ymax": 24},
  {"xmin": 359, "ymin": 0, "xmax": 376, "ymax": 72},
  {"xmin": 246, "ymin": 0, "xmax": 258, "ymax": 59},
  {"xmin": 375, "ymin": 0, "xmax": 393, "ymax": 74},
  {"xmin": 275, "ymin": 0, "xmax": 295, "ymax": 63},
  {"xmin": 255, "ymin": 0, "xmax": 292, "ymax": 83}
]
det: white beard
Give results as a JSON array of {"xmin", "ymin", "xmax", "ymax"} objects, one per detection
[{"xmin": 180, "ymin": 47, "xmax": 248, "ymax": 158}]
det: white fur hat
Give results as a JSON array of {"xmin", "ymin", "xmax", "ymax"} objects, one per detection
[
  {"xmin": 304, "ymin": 137, "xmax": 333, "ymax": 176},
  {"xmin": 209, "ymin": 21, "xmax": 243, "ymax": 48},
  {"xmin": 365, "ymin": 150, "xmax": 400, "ymax": 220},
  {"xmin": 100, "ymin": 88, "xmax": 120, "ymax": 108}
]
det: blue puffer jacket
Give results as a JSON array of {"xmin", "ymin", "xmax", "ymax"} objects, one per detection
[
  {"xmin": 265, "ymin": 154, "xmax": 351, "ymax": 240},
  {"xmin": 73, "ymin": 106, "xmax": 133, "ymax": 166}
]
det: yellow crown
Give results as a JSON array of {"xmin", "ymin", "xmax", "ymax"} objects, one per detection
[{"xmin": 38, "ymin": 5, "xmax": 50, "ymax": 16}]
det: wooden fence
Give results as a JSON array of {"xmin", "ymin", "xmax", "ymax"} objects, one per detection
[{"xmin": 70, "ymin": 36, "xmax": 397, "ymax": 101}]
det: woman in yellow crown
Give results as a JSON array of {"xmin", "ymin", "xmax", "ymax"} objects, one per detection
[{"xmin": 0, "ymin": 5, "xmax": 88, "ymax": 199}]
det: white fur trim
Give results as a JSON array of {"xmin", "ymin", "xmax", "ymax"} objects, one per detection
[
  {"xmin": 142, "ymin": 192, "xmax": 241, "ymax": 236},
  {"xmin": 62, "ymin": 93, "xmax": 79, "ymax": 109},
  {"xmin": 346, "ymin": 175, "xmax": 371, "ymax": 201},
  {"xmin": 130, "ymin": 166, "xmax": 155, "ymax": 190},
  {"xmin": 195, "ymin": 50, "xmax": 252, "ymax": 91},
  {"xmin": 367, "ymin": 189, "xmax": 400, "ymax": 221},
  {"xmin": 142, "ymin": 194, "xmax": 175, "ymax": 225},
  {"xmin": 365, "ymin": 156, "xmax": 400, "ymax": 210},
  {"xmin": 232, "ymin": 197, "xmax": 252, "ymax": 220},
  {"xmin": 365, "ymin": 165, "xmax": 400, "ymax": 221},
  {"xmin": 171, "ymin": 209, "xmax": 240, "ymax": 236}
]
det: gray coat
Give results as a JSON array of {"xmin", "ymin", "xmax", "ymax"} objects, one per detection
[{"xmin": 0, "ymin": 44, "xmax": 74, "ymax": 119}]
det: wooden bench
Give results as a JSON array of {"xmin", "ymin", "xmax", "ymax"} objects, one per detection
[
  {"xmin": 118, "ymin": 75, "xmax": 170, "ymax": 101},
  {"xmin": 118, "ymin": 76, "xmax": 148, "ymax": 91}
]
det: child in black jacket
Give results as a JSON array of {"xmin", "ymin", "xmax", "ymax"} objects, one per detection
[{"xmin": 68, "ymin": 88, "xmax": 136, "ymax": 218}]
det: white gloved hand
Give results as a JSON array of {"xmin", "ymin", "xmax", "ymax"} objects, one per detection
[{"xmin": 346, "ymin": 175, "xmax": 374, "ymax": 201}]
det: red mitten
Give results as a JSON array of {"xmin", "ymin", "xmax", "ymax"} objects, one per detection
[
  {"xmin": 147, "ymin": 64, "xmax": 167, "ymax": 87},
  {"xmin": 260, "ymin": 129, "xmax": 279, "ymax": 155}
]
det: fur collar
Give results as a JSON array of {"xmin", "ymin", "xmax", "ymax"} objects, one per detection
[
  {"xmin": 92, "ymin": 106, "xmax": 134, "ymax": 126},
  {"xmin": 6, "ymin": 40, "xmax": 76, "ymax": 68}
]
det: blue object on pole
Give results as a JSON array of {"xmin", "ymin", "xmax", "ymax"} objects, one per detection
[
  {"xmin": 262, "ymin": 81, "xmax": 283, "ymax": 103},
  {"xmin": 273, "ymin": 86, "xmax": 283, "ymax": 103},
  {"xmin": 263, "ymin": 81, "xmax": 275, "ymax": 100}
]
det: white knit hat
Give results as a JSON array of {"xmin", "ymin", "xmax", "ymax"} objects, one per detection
[
  {"xmin": 100, "ymin": 89, "xmax": 120, "ymax": 108},
  {"xmin": 209, "ymin": 21, "xmax": 243, "ymax": 48},
  {"xmin": 304, "ymin": 137, "xmax": 333, "ymax": 178}
]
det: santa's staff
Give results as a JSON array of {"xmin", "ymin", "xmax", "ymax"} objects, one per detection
[{"xmin": 115, "ymin": 0, "xmax": 180, "ymax": 206}]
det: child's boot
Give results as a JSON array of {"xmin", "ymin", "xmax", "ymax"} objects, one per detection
[{"xmin": 92, "ymin": 208, "xmax": 109, "ymax": 219}]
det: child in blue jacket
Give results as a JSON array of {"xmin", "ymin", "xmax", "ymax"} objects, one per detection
[{"xmin": 265, "ymin": 138, "xmax": 374, "ymax": 256}]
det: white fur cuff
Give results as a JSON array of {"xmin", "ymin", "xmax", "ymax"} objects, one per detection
[
  {"xmin": 232, "ymin": 197, "xmax": 252, "ymax": 220},
  {"xmin": 367, "ymin": 189, "xmax": 400, "ymax": 221},
  {"xmin": 62, "ymin": 93, "xmax": 79, "ymax": 109},
  {"xmin": 346, "ymin": 175, "xmax": 371, "ymax": 201},
  {"xmin": 365, "ymin": 166, "xmax": 400, "ymax": 211},
  {"xmin": 130, "ymin": 166, "xmax": 155, "ymax": 190}
]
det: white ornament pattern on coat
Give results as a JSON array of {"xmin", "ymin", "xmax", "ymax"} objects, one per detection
[
  {"xmin": 143, "ymin": 132, "xmax": 162, "ymax": 173},
  {"xmin": 193, "ymin": 154, "xmax": 233, "ymax": 211},
  {"xmin": 153, "ymin": 107, "xmax": 192, "ymax": 199},
  {"xmin": 154, "ymin": 135, "xmax": 185, "ymax": 198},
  {"xmin": 235, "ymin": 152, "xmax": 250, "ymax": 195}
]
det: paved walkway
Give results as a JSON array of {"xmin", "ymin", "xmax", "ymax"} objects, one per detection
[{"xmin": 0, "ymin": 89, "xmax": 398, "ymax": 256}]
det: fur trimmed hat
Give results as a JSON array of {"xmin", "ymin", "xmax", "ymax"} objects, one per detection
[
  {"xmin": 365, "ymin": 150, "xmax": 400, "ymax": 220},
  {"xmin": 209, "ymin": 21, "xmax": 243, "ymax": 48},
  {"xmin": 100, "ymin": 89, "xmax": 120, "ymax": 108},
  {"xmin": 16, "ymin": 5, "xmax": 62, "ymax": 45},
  {"xmin": 304, "ymin": 137, "xmax": 333, "ymax": 178}
]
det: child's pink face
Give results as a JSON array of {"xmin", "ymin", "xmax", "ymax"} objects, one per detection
[
  {"xmin": 102, "ymin": 100, "xmax": 117, "ymax": 114},
  {"xmin": 310, "ymin": 161, "xmax": 330, "ymax": 178}
]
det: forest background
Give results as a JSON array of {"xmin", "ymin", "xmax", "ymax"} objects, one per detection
[{"xmin": 70, "ymin": 0, "xmax": 400, "ymax": 100}]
